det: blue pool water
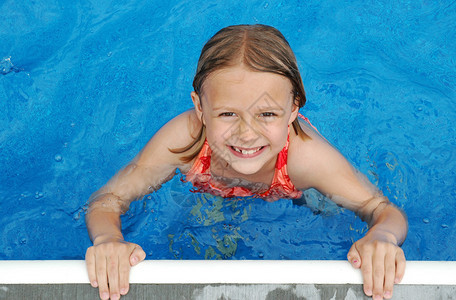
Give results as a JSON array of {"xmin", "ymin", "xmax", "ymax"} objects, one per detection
[{"xmin": 0, "ymin": 0, "xmax": 455, "ymax": 261}]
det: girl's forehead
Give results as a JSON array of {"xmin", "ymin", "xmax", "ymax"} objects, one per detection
[
  {"xmin": 202, "ymin": 66, "xmax": 293, "ymax": 106},
  {"xmin": 206, "ymin": 66, "xmax": 291, "ymax": 87}
]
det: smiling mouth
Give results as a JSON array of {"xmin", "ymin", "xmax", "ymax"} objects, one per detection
[{"xmin": 230, "ymin": 146, "xmax": 264, "ymax": 155}]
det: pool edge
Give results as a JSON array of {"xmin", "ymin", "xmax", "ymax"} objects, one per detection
[{"xmin": 0, "ymin": 260, "xmax": 455, "ymax": 285}]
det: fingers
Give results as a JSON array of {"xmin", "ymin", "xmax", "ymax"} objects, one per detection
[
  {"xmin": 106, "ymin": 253, "xmax": 120, "ymax": 300},
  {"xmin": 95, "ymin": 249, "xmax": 109, "ymax": 300},
  {"xmin": 359, "ymin": 247, "xmax": 374, "ymax": 297},
  {"xmin": 383, "ymin": 250, "xmax": 396, "ymax": 299},
  {"xmin": 119, "ymin": 251, "xmax": 132, "ymax": 296},
  {"xmin": 85, "ymin": 246, "xmax": 98, "ymax": 288},
  {"xmin": 347, "ymin": 243, "xmax": 362, "ymax": 269},
  {"xmin": 130, "ymin": 246, "xmax": 147, "ymax": 266},
  {"xmin": 371, "ymin": 243, "xmax": 386, "ymax": 299},
  {"xmin": 395, "ymin": 248, "xmax": 406, "ymax": 284},
  {"xmin": 355, "ymin": 240, "xmax": 406, "ymax": 300},
  {"xmin": 85, "ymin": 242, "xmax": 145, "ymax": 299}
]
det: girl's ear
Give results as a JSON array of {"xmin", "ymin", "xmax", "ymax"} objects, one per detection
[
  {"xmin": 288, "ymin": 102, "xmax": 299, "ymax": 125},
  {"xmin": 191, "ymin": 91, "xmax": 204, "ymax": 124}
]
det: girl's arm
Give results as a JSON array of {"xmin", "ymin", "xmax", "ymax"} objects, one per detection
[
  {"xmin": 318, "ymin": 158, "xmax": 407, "ymax": 300},
  {"xmin": 85, "ymin": 109, "xmax": 201, "ymax": 300},
  {"xmin": 289, "ymin": 125, "xmax": 407, "ymax": 300}
]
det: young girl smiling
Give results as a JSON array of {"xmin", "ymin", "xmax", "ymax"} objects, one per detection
[{"xmin": 85, "ymin": 24, "xmax": 407, "ymax": 300}]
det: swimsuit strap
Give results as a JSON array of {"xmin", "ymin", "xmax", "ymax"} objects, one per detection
[
  {"xmin": 256, "ymin": 129, "xmax": 302, "ymax": 201},
  {"xmin": 298, "ymin": 112, "xmax": 319, "ymax": 132}
]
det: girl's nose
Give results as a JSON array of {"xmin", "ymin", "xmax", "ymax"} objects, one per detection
[{"xmin": 237, "ymin": 118, "xmax": 260, "ymax": 144}]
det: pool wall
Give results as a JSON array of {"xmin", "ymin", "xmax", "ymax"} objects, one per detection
[{"xmin": 1, "ymin": 260, "xmax": 455, "ymax": 299}]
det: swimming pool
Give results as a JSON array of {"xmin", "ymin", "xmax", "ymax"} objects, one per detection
[{"xmin": 1, "ymin": 0, "xmax": 455, "ymax": 264}]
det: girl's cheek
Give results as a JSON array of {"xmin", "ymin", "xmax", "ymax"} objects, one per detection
[
  {"xmin": 214, "ymin": 123, "xmax": 235, "ymax": 138},
  {"xmin": 207, "ymin": 124, "xmax": 230, "ymax": 143}
]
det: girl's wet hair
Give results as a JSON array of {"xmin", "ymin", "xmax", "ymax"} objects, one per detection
[{"xmin": 172, "ymin": 24, "xmax": 310, "ymax": 162}]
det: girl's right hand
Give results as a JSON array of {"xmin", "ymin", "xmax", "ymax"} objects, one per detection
[{"xmin": 85, "ymin": 240, "xmax": 146, "ymax": 300}]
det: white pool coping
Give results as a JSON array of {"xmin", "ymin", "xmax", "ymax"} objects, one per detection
[{"xmin": 0, "ymin": 260, "xmax": 455, "ymax": 285}]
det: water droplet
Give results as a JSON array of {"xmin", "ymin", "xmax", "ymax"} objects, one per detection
[
  {"xmin": 70, "ymin": 122, "xmax": 76, "ymax": 127},
  {"xmin": 258, "ymin": 252, "xmax": 264, "ymax": 258},
  {"xmin": 41, "ymin": 212, "xmax": 46, "ymax": 216},
  {"xmin": 441, "ymin": 224, "xmax": 449, "ymax": 229},
  {"xmin": 54, "ymin": 154, "xmax": 62, "ymax": 162},
  {"xmin": 422, "ymin": 218, "xmax": 429, "ymax": 224},
  {"xmin": 107, "ymin": 52, "xmax": 112, "ymax": 57},
  {"xmin": 20, "ymin": 238, "xmax": 27, "ymax": 245}
]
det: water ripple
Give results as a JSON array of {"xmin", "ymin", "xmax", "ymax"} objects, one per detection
[{"xmin": 0, "ymin": 57, "xmax": 22, "ymax": 75}]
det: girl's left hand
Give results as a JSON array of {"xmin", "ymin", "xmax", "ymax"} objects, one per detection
[{"xmin": 347, "ymin": 232, "xmax": 406, "ymax": 300}]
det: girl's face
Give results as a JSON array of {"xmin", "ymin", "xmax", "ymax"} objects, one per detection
[{"xmin": 192, "ymin": 65, "xmax": 298, "ymax": 178}]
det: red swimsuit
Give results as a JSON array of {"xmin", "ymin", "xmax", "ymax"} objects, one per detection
[{"xmin": 185, "ymin": 114, "xmax": 316, "ymax": 202}]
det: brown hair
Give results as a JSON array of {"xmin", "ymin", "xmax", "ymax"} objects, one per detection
[{"xmin": 171, "ymin": 24, "xmax": 309, "ymax": 163}]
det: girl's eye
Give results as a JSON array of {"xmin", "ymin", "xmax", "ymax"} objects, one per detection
[
  {"xmin": 219, "ymin": 112, "xmax": 235, "ymax": 117},
  {"xmin": 260, "ymin": 112, "xmax": 276, "ymax": 117}
]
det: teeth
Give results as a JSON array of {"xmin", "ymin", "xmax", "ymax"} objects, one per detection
[{"xmin": 232, "ymin": 146, "xmax": 262, "ymax": 155}]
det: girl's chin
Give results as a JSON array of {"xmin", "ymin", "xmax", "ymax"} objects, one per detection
[
  {"xmin": 229, "ymin": 164, "xmax": 262, "ymax": 175},
  {"xmin": 228, "ymin": 157, "xmax": 272, "ymax": 176}
]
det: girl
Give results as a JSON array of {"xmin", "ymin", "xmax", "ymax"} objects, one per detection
[{"xmin": 85, "ymin": 24, "xmax": 407, "ymax": 300}]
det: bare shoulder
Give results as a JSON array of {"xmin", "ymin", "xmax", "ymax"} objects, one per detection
[
  {"xmin": 150, "ymin": 109, "xmax": 201, "ymax": 148},
  {"xmin": 135, "ymin": 109, "xmax": 202, "ymax": 170},
  {"xmin": 288, "ymin": 120, "xmax": 376, "ymax": 205},
  {"xmin": 287, "ymin": 120, "xmax": 348, "ymax": 190}
]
